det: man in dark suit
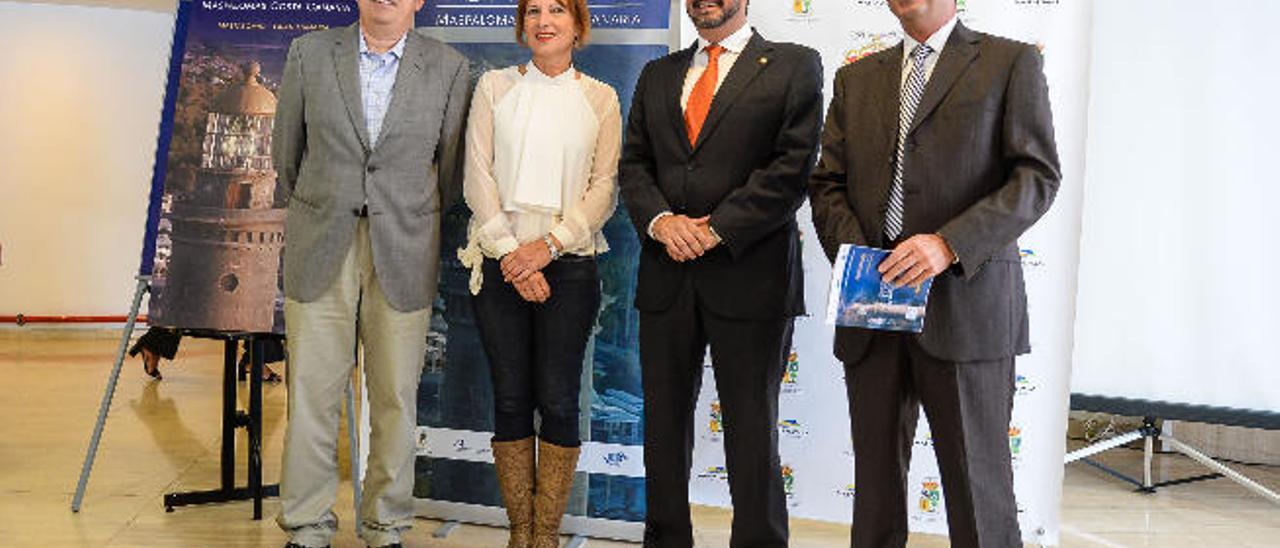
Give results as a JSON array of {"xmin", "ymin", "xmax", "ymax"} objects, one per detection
[
  {"xmin": 808, "ymin": 0, "xmax": 1060, "ymax": 546},
  {"xmin": 618, "ymin": 1, "xmax": 822, "ymax": 546}
]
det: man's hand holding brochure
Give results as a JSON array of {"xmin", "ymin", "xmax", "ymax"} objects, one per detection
[{"xmin": 825, "ymin": 244, "xmax": 936, "ymax": 332}]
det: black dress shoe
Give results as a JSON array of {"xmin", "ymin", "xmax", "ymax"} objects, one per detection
[
  {"xmin": 284, "ymin": 543, "xmax": 328, "ymax": 548},
  {"xmin": 370, "ymin": 544, "xmax": 402, "ymax": 548}
]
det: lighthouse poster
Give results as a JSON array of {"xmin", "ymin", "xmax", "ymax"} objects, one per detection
[{"xmin": 144, "ymin": 1, "xmax": 358, "ymax": 333}]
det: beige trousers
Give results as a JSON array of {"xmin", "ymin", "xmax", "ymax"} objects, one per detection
[{"xmin": 277, "ymin": 219, "xmax": 429, "ymax": 547}]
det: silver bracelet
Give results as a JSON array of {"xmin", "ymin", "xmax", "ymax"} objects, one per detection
[{"xmin": 543, "ymin": 235, "xmax": 562, "ymax": 261}]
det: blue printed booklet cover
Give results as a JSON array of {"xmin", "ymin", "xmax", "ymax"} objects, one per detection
[{"xmin": 825, "ymin": 244, "xmax": 934, "ymax": 332}]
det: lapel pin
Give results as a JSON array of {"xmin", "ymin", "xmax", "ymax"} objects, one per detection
[{"xmin": 759, "ymin": 56, "xmax": 769, "ymax": 65}]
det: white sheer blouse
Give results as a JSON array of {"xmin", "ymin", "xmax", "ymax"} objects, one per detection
[{"xmin": 458, "ymin": 63, "xmax": 622, "ymax": 294}]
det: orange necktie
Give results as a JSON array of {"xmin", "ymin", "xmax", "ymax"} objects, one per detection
[{"xmin": 685, "ymin": 44, "xmax": 725, "ymax": 146}]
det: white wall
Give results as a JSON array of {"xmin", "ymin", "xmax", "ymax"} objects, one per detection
[{"xmin": 0, "ymin": 0, "xmax": 176, "ymax": 316}]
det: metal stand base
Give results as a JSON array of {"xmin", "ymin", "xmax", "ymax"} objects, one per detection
[
  {"xmin": 71, "ymin": 277, "xmax": 365, "ymax": 521},
  {"xmin": 164, "ymin": 485, "xmax": 281, "ymax": 510},
  {"xmin": 163, "ymin": 333, "xmax": 280, "ymax": 519},
  {"xmin": 1065, "ymin": 416, "xmax": 1280, "ymax": 504}
]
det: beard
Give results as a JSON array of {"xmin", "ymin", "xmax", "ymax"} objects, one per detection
[{"xmin": 688, "ymin": 0, "xmax": 741, "ymax": 30}]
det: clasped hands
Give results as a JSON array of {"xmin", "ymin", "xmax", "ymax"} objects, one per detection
[
  {"xmin": 499, "ymin": 235, "xmax": 562, "ymax": 303},
  {"xmin": 878, "ymin": 234, "xmax": 957, "ymax": 288},
  {"xmin": 653, "ymin": 214, "xmax": 719, "ymax": 262}
]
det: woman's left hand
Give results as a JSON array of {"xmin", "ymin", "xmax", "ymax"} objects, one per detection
[
  {"xmin": 512, "ymin": 271, "xmax": 551, "ymax": 303},
  {"xmin": 501, "ymin": 240, "xmax": 552, "ymax": 283}
]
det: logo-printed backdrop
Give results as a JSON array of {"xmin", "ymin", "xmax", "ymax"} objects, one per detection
[
  {"xmin": 406, "ymin": 1, "xmax": 674, "ymax": 541},
  {"xmin": 681, "ymin": 1, "xmax": 1093, "ymax": 545},
  {"xmin": 135, "ymin": 0, "xmax": 1091, "ymax": 544}
]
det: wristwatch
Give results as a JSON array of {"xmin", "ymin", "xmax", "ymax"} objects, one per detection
[{"xmin": 543, "ymin": 235, "xmax": 562, "ymax": 261}]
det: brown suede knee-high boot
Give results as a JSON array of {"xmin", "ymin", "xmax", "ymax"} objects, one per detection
[
  {"xmin": 492, "ymin": 437, "xmax": 536, "ymax": 548},
  {"xmin": 532, "ymin": 439, "xmax": 581, "ymax": 548}
]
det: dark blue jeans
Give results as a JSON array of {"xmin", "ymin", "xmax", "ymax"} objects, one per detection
[{"xmin": 471, "ymin": 256, "xmax": 600, "ymax": 448}]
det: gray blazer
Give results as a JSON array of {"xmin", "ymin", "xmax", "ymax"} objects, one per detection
[
  {"xmin": 809, "ymin": 22, "xmax": 1061, "ymax": 363},
  {"xmin": 273, "ymin": 24, "xmax": 470, "ymax": 312}
]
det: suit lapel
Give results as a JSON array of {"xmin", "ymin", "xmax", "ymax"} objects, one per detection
[
  {"xmin": 663, "ymin": 42, "xmax": 698, "ymax": 156},
  {"xmin": 873, "ymin": 44, "xmax": 904, "ymax": 173},
  {"xmin": 870, "ymin": 46, "xmax": 904, "ymax": 246},
  {"xmin": 374, "ymin": 31, "xmax": 424, "ymax": 148},
  {"xmin": 692, "ymin": 33, "xmax": 771, "ymax": 155},
  {"xmin": 334, "ymin": 24, "xmax": 371, "ymax": 153},
  {"xmin": 907, "ymin": 22, "xmax": 981, "ymax": 136}
]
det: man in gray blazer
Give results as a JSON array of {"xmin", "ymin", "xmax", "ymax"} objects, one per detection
[
  {"xmin": 808, "ymin": 0, "xmax": 1059, "ymax": 546},
  {"xmin": 271, "ymin": 0, "xmax": 469, "ymax": 546}
]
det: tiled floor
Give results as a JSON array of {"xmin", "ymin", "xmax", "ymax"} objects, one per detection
[{"xmin": 1, "ymin": 329, "xmax": 1276, "ymax": 546}]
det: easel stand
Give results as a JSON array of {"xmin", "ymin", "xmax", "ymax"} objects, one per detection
[
  {"xmin": 71, "ymin": 275, "xmax": 363, "ymax": 521},
  {"xmin": 162, "ymin": 330, "xmax": 279, "ymax": 518},
  {"xmin": 71, "ymin": 276, "xmax": 150, "ymax": 513},
  {"xmin": 1064, "ymin": 416, "xmax": 1280, "ymax": 504}
]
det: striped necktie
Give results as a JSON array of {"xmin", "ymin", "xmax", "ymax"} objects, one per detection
[{"xmin": 885, "ymin": 43, "xmax": 933, "ymax": 241}]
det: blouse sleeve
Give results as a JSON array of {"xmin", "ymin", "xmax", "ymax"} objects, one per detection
[
  {"xmin": 463, "ymin": 71, "xmax": 521, "ymax": 256},
  {"xmin": 549, "ymin": 82, "xmax": 622, "ymax": 251}
]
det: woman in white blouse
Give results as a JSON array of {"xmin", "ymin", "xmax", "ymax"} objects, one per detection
[{"xmin": 457, "ymin": 0, "xmax": 620, "ymax": 546}]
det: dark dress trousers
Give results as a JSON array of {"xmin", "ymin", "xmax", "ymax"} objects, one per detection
[
  {"xmin": 808, "ymin": 23, "xmax": 1061, "ymax": 548},
  {"xmin": 619, "ymin": 31, "xmax": 823, "ymax": 548}
]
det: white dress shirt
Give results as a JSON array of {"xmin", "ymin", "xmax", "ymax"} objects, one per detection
[
  {"xmin": 680, "ymin": 23, "xmax": 755, "ymax": 110},
  {"xmin": 900, "ymin": 14, "xmax": 959, "ymax": 88}
]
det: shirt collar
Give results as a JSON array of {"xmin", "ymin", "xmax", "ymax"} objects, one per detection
[
  {"xmin": 359, "ymin": 26, "xmax": 408, "ymax": 59},
  {"xmin": 902, "ymin": 14, "xmax": 958, "ymax": 63},
  {"xmin": 524, "ymin": 61, "xmax": 576, "ymax": 85},
  {"xmin": 697, "ymin": 23, "xmax": 753, "ymax": 55}
]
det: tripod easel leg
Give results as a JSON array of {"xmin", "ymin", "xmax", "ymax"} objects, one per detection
[
  {"xmin": 72, "ymin": 275, "xmax": 150, "ymax": 512},
  {"xmin": 1066, "ymin": 416, "xmax": 1280, "ymax": 504},
  {"xmin": 1143, "ymin": 434, "xmax": 1155, "ymax": 491},
  {"xmin": 1162, "ymin": 436, "xmax": 1280, "ymax": 504}
]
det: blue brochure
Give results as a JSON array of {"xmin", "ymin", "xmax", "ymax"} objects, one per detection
[{"xmin": 825, "ymin": 244, "xmax": 934, "ymax": 332}]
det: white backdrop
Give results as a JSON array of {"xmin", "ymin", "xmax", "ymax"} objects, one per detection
[
  {"xmin": 1072, "ymin": 0, "xmax": 1280, "ymax": 415},
  {"xmin": 683, "ymin": 1, "xmax": 1095, "ymax": 545}
]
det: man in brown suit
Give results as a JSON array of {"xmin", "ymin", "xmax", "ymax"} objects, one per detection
[{"xmin": 808, "ymin": 1, "xmax": 1060, "ymax": 546}]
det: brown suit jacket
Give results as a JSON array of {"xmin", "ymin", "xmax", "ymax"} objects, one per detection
[{"xmin": 808, "ymin": 22, "xmax": 1061, "ymax": 363}]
